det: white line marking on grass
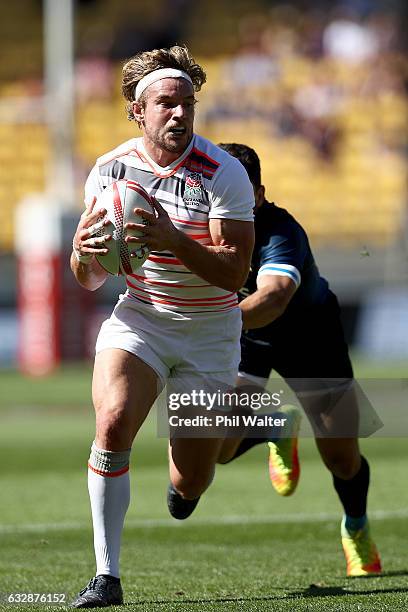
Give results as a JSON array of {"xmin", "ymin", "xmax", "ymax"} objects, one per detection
[{"xmin": 1, "ymin": 508, "xmax": 407, "ymax": 534}]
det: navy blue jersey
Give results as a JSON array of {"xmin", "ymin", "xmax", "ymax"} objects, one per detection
[{"xmin": 240, "ymin": 201, "xmax": 329, "ymax": 337}]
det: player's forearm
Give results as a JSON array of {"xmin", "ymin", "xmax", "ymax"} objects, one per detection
[
  {"xmin": 240, "ymin": 288, "xmax": 287, "ymax": 329},
  {"xmin": 70, "ymin": 252, "xmax": 108, "ymax": 291},
  {"xmin": 171, "ymin": 230, "xmax": 249, "ymax": 292}
]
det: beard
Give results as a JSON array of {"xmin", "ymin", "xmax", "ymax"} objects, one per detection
[{"xmin": 145, "ymin": 124, "xmax": 192, "ymax": 155}]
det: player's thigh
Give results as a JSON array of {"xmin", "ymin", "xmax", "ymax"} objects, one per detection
[
  {"xmin": 169, "ymin": 437, "xmax": 225, "ymax": 493},
  {"xmin": 93, "ymin": 348, "xmax": 161, "ymax": 448},
  {"xmin": 294, "ymin": 379, "xmax": 359, "ymax": 439}
]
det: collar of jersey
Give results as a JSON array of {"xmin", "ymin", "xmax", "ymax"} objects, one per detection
[{"xmin": 137, "ymin": 135, "xmax": 195, "ymax": 178}]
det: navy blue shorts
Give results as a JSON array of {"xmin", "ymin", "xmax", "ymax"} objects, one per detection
[
  {"xmin": 239, "ymin": 291, "xmax": 353, "ymax": 391},
  {"xmin": 238, "ymin": 292, "xmax": 383, "ymax": 437}
]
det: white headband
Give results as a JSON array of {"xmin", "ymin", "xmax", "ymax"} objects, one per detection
[{"xmin": 134, "ymin": 68, "xmax": 193, "ymax": 102}]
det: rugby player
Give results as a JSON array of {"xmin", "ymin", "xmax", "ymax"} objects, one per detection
[
  {"xmin": 216, "ymin": 143, "xmax": 382, "ymax": 578},
  {"xmin": 70, "ymin": 47, "xmax": 254, "ymax": 608}
]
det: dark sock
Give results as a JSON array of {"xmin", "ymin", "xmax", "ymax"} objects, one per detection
[
  {"xmin": 344, "ymin": 515, "xmax": 367, "ymax": 531},
  {"xmin": 167, "ymin": 484, "xmax": 200, "ymax": 520},
  {"xmin": 223, "ymin": 436, "xmax": 268, "ymax": 463},
  {"xmin": 223, "ymin": 411, "xmax": 282, "ymax": 463},
  {"xmin": 332, "ymin": 455, "xmax": 370, "ymax": 518}
]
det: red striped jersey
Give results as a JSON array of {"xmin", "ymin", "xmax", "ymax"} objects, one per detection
[{"xmin": 85, "ymin": 134, "xmax": 254, "ymax": 316}]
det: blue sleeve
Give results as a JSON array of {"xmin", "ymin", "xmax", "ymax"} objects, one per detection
[{"xmin": 257, "ymin": 223, "xmax": 308, "ymax": 288}]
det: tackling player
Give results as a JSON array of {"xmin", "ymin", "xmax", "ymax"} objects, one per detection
[
  {"xmin": 216, "ymin": 143, "xmax": 382, "ymax": 578},
  {"xmin": 70, "ymin": 48, "xmax": 254, "ymax": 607}
]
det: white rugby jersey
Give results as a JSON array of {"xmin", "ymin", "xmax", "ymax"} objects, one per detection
[{"xmin": 85, "ymin": 134, "xmax": 254, "ymax": 315}]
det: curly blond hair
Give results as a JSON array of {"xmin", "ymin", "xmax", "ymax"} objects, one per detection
[{"xmin": 122, "ymin": 45, "xmax": 206, "ymax": 121}]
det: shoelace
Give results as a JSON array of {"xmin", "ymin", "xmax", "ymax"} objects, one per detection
[{"xmin": 79, "ymin": 577, "xmax": 100, "ymax": 595}]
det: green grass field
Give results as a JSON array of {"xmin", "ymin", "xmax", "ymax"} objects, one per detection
[{"xmin": 0, "ymin": 363, "xmax": 407, "ymax": 611}]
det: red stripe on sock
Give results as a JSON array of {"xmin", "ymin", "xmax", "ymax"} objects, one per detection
[{"xmin": 88, "ymin": 463, "xmax": 129, "ymax": 477}]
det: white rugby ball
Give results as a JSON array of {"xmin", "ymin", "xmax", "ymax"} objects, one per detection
[{"xmin": 94, "ymin": 180, "xmax": 154, "ymax": 275}]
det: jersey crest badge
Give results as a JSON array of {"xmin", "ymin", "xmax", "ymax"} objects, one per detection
[{"xmin": 183, "ymin": 171, "xmax": 204, "ymax": 207}]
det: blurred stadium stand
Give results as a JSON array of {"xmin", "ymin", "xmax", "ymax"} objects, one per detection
[{"xmin": 0, "ymin": 0, "xmax": 407, "ymax": 364}]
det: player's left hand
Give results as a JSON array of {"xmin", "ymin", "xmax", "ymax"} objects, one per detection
[{"xmin": 125, "ymin": 197, "xmax": 181, "ymax": 252}]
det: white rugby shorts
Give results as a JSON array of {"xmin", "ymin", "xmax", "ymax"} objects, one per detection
[{"xmin": 95, "ymin": 295, "xmax": 242, "ymax": 390}]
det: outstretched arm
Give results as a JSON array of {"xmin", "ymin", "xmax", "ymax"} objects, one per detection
[{"xmin": 240, "ymin": 274, "xmax": 297, "ymax": 329}]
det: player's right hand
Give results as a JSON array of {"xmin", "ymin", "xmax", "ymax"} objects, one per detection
[{"xmin": 73, "ymin": 197, "xmax": 113, "ymax": 259}]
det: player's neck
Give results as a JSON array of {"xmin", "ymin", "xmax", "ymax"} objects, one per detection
[{"xmin": 142, "ymin": 138, "xmax": 190, "ymax": 168}]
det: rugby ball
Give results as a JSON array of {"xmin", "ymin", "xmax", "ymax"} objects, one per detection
[{"xmin": 94, "ymin": 180, "xmax": 154, "ymax": 275}]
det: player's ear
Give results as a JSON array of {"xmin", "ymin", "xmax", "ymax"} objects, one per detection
[
  {"xmin": 133, "ymin": 102, "xmax": 145, "ymax": 126},
  {"xmin": 255, "ymin": 185, "xmax": 265, "ymax": 208}
]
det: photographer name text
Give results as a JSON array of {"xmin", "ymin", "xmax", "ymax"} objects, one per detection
[{"xmin": 168, "ymin": 414, "xmax": 287, "ymax": 428}]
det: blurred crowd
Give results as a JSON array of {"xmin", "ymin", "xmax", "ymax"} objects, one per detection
[
  {"xmin": 73, "ymin": 0, "xmax": 407, "ymax": 169},
  {"xmin": 0, "ymin": 0, "xmax": 406, "ymax": 252},
  {"xmin": 74, "ymin": 0, "xmax": 192, "ymax": 104},
  {"xmin": 203, "ymin": 2, "xmax": 407, "ymax": 163}
]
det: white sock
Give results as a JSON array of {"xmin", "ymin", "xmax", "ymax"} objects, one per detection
[{"xmin": 87, "ymin": 442, "xmax": 131, "ymax": 579}]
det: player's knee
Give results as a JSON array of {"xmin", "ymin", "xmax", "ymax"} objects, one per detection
[
  {"xmin": 172, "ymin": 471, "xmax": 212, "ymax": 499},
  {"xmin": 325, "ymin": 454, "xmax": 360, "ymax": 480},
  {"xmin": 217, "ymin": 447, "xmax": 235, "ymax": 464},
  {"xmin": 95, "ymin": 403, "xmax": 133, "ymax": 448},
  {"xmin": 216, "ymin": 455, "xmax": 230, "ymax": 465}
]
